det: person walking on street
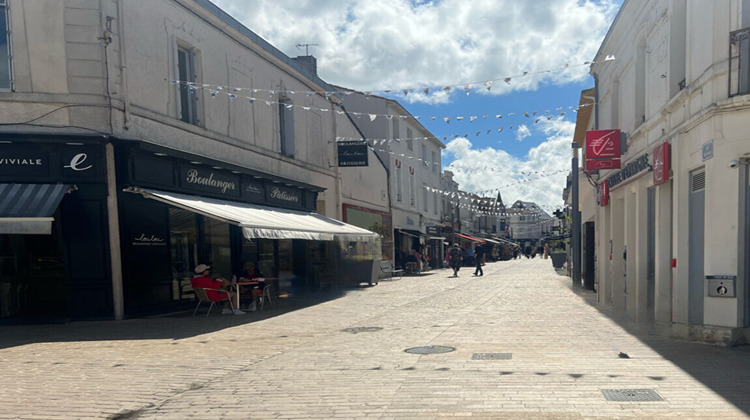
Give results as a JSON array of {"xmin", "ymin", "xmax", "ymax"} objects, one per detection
[
  {"xmin": 473, "ymin": 243, "xmax": 485, "ymax": 276},
  {"xmin": 449, "ymin": 244, "xmax": 463, "ymax": 277}
]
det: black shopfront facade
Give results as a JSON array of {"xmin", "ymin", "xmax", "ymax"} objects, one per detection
[
  {"xmin": 1, "ymin": 135, "xmax": 375, "ymax": 322},
  {"xmin": 113, "ymin": 139, "xmax": 347, "ymax": 317},
  {"xmin": 0, "ymin": 136, "xmax": 112, "ymax": 322}
]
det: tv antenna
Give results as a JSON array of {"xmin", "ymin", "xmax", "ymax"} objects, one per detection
[{"xmin": 295, "ymin": 43, "xmax": 319, "ymax": 55}]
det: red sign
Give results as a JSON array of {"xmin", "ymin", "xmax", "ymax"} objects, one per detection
[
  {"xmin": 586, "ymin": 129, "xmax": 621, "ymax": 159},
  {"xmin": 600, "ymin": 179, "xmax": 609, "ymax": 207},
  {"xmin": 586, "ymin": 158, "xmax": 621, "ymax": 170},
  {"xmin": 652, "ymin": 142, "xmax": 670, "ymax": 186}
]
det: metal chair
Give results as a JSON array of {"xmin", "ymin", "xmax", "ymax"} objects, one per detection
[
  {"xmin": 258, "ymin": 284, "xmax": 273, "ymax": 310},
  {"xmin": 192, "ymin": 287, "xmax": 234, "ymax": 317},
  {"xmin": 379, "ymin": 261, "xmax": 404, "ymax": 280}
]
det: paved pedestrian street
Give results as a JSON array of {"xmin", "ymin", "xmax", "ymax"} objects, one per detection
[{"xmin": 1, "ymin": 259, "xmax": 749, "ymax": 419}]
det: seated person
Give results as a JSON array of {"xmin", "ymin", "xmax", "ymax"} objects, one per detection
[
  {"xmin": 191, "ymin": 264, "xmax": 245, "ymax": 315},
  {"xmin": 237, "ymin": 261, "xmax": 265, "ymax": 311}
]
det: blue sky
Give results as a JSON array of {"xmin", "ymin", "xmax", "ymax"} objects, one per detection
[{"xmin": 211, "ymin": 0, "xmax": 622, "ymax": 213}]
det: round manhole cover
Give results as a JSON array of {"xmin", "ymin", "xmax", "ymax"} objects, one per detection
[
  {"xmin": 340, "ymin": 327, "xmax": 383, "ymax": 334},
  {"xmin": 404, "ymin": 345, "xmax": 456, "ymax": 354}
]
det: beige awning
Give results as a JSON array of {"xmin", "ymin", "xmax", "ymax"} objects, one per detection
[{"xmin": 128, "ymin": 188, "xmax": 379, "ymax": 242}]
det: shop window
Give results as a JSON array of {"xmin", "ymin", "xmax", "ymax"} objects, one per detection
[
  {"xmin": 396, "ymin": 165, "xmax": 403, "ymax": 202},
  {"xmin": 177, "ymin": 45, "xmax": 200, "ymax": 125},
  {"xmin": 169, "ymin": 208, "xmax": 198, "ymax": 301},
  {"xmin": 279, "ymin": 97, "xmax": 295, "ymax": 158},
  {"xmin": 0, "ymin": 0, "xmax": 13, "ymax": 91},
  {"xmin": 204, "ymin": 218, "xmax": 231, "ymax": 280}
]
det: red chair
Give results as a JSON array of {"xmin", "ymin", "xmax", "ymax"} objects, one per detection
[{"xmin": 191, "ymin": 287, "xmax": 235, "ymax": 317}]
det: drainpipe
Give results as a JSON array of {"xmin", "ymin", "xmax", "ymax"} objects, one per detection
[{"xmin": 117, "ymin": 0, "xmax": 132, "ymax": 129}]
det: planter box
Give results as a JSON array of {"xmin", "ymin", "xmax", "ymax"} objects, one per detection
[{"xmin": 550, "ymin": 252, "xmax": 567, "ymax": 269}]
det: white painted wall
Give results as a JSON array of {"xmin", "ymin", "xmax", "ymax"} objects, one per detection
[{"xmin": 591, "ymin": 0, "xmax": 750, "ymax": 343}]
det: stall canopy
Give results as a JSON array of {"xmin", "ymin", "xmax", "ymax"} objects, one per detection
[
  {"xmin": 456, "ymin": 233, "xmax": 485, "ymax": 243},
  {"xmin": 0, "ymin": 184, "xmax": 71, "ymax": 234},
  {"xmin": 129, "ymin": 188, "xmax": 379, "ymax": 241}
]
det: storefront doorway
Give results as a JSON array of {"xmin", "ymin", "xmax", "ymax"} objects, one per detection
[{"xmin": 0, "ymin": 210, "xmax": 66, "ymax": 321}]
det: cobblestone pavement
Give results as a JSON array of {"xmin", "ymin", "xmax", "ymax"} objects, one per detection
[{"xmin": 1, "ymin": 258, "xmax": 749, "ymax": 419}]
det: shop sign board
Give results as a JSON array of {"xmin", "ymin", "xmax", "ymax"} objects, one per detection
[
  {"xmin": 606, "ymin": 154, "xmax": 650, "ymax": 189},
  {"xmin": 266, "ymin": 184, "xmax": 302, "ymax": 206},
  {"xmin": 242, "ymin": 178, "xmax": 265, "ymax": 200},
  {"xmin": 652, "ymin": 142, "xmax": 670, "ymax": 186},
  {"xmin": 337, "ymin": 141, "xmax": 368, "ymax": 167},
  {"xmin": 0, "ymin": 144, "xmax": 103, "ymax": 181},
  {"xmin": 585, "ymin": 129, "xmax": 621, "ymax": 159},
  {"xmin": 180, "ymin": 165, "xmax": 240, "ymax": 197},
  {"xmin": 586, "ymin": 158, "xmax": 621, "ymax": 170},
  {"xmin": 702, "ymin": 140, "xmax": 714, "ymax": 161},
  {"xmin": 426, "ymin": 226, "xmax": 440, "ymax": 235}
]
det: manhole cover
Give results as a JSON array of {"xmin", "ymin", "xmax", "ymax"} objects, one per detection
[
  {"xmin": 340, "ymin": 327, "xmax": 383, "ymax": 334},
  {"xmin": 404, "ymin": 345, "xmax": 455, "ymax": 354},
  {"xmin": 601, "ymin": 389, "xmax": 663, "ymax": 402},
  {"xmin": 472, "ymin": 353, "xmax": 512, "ymax": 360}
]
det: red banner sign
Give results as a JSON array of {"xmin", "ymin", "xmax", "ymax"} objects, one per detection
[
  {"xmin": 600, "ymin": 179, "xmax": 609, "ymax": 207},
  {"xmin": 586, "ymin": 129, "xmax": 621, "ymax": 159},
  {"xmin": 586, "ymin": 159, "xmax": 621, "ymax": 170},
  {"xmin": 652, "ymin": 142, "xmax": 670, "ymax": 186}
]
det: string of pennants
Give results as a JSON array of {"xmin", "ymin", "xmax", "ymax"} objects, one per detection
[
  {"xmin": 169, "ymin": 56, "xmax": 614, "ymax": 100},
  {"xmin": 174, "ymin": 79, "xmax": 591, "ymax": 140}
]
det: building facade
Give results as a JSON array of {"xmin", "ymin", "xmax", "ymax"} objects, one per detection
[
  {"xmin": 0, "ymin": 0, "xmax": 379, "ymax": 322},
  {"xmin": 588, "ymin": 0, "xmax": 750, "ymax": 345},
  {"xmin": 341, "ymin": 90, "xmax": 445, "ymax": 268}
]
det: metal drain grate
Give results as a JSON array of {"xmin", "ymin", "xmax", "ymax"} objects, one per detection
[
  {"xmin": 601, "ymin": 389, "xmax": 663, "ymax": 402},
  {"xmin": 404, "ymin": 345, "xmax": 456, "ymax": 354},
  {"xmin": 472, "ymin": 353, "xmax": 512, "ymax": 360},
  {"xmin": 340, "ymin": 327, "xmax": 383, "ymax": 334}
]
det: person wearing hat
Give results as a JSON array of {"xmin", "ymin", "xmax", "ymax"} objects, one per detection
[
  {"xmin": 190, "ymin": 264, "xmax": 245, "ymax": 315},
  {"xmin": 237, "ymin": 261, "xmax": 265, "ymax": 312},
  {"xmin": 448, "ymin": 243, "xmax": 463, "ymax": 277}
]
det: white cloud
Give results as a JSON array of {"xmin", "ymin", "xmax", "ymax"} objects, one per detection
[
  {"xmin": 443, "ymin": 118, "xmax": 575, "ymax": 212},
  {"xmin": 210, "ymin": 0, "xmax": 618, "ymax": 100},
  {"xmin": 516, "ymin": 125, "xmax": 531, "ymax": 142}
]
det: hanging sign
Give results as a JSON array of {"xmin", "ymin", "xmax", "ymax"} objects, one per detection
[
  {"xmin": 600, "ymin": 179, "xmax": 609, "ymax": 207},
  {"xmin": 652, "ymin": 142, "xmax": 670, "ymax": 186},
  {"xmin": 337, "ymin": 141, "xmax": 368, "ymax": 167},
  {"xmin": 585, "ymin": 129, "xmax": 621, "ymax": 158}
]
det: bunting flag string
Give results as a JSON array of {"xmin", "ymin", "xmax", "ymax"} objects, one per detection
[
  {"xmin": 173, "ymin": 80, "xmax": 591, "ymax": 129},
  {"xmin": 169, "ymin": 56, "xmax": 614, "ymax": 101},
  {"xmin": 359, "ymin": 141, "xmax": 569, "ymax": 180}
]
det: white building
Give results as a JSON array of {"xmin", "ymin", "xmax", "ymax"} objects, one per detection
[
  {"xmin": 587, "ymin": 0, "xmax": 750, "ymax": 345},
  {"xmin": 0, "ymin": 0, "xmax": 379, "ymax": 321},
  {"xmin": 340, "ymin": 90, "xmax": 445, "ymax": 268}
]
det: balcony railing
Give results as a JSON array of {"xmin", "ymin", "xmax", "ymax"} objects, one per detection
[{"xmin": 729, "ymin": 27, "xmax": 750, "ymax": 97}]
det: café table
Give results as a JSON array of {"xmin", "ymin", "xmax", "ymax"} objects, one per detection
[{"xmin": 230, "ymin": 278, "xmax": 277, "ymax": 310}]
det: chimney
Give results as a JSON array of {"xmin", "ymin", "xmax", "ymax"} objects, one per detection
[{"xmin": 293, "ymin": 55, "xmax": 317, "ymax": 76}]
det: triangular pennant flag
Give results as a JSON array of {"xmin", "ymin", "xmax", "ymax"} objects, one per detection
[
  {"xmin": 504, "ymin": 78, "xmax": 511, "ymax": 85},
  {"xmin": 386, "ymin": 115, "xmax": 393, "ymax": 120},
  {"xmin": 470, "ymin": 116, "xmax": 477, "ymax": 122},
  {"xmin": 423, "ymin": 87, "xmax": 429, "ymax": 95},
  {"xmin": 443, "ymin": 86, "xmax": 451, "ymax": 94},
  {"xmin": 456, "ymin": 116, "xmax": 464, "ymax": 121},
  {"xmin": 444, "ymin": 117, "xmax": 450, "ymax": 124},
  {"xmin": 369, "ymin": 114, "xmax": 377, "ymax": 122},
  {"xmin": 464, "ymin": 84, "xmax": 471, "ymax": 95},
  {"xmin": 484, "ymin": 81, "xmax": 493, "ymax": 91}
]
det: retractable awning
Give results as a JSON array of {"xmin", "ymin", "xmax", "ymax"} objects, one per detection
[
  {"xmin": 0, "ymin": 184, "xmax": 70, "ymax": 234},
  {"xmin": 128, "ymin": 188, "xmax": 379, "ymax": 241},
  {"xmin": 456, "ymin": 233, "xmax": 485, "ymax": 243}
]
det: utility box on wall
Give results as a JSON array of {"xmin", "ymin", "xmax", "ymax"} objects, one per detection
[{"xmin": 706, "ymin": 275, "xmax": 736, "ymax": 298}]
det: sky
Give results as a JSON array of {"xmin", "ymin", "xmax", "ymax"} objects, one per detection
[{"xmin": 210, "ymin": 0, "xmax": 622, "ymax": 214}]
